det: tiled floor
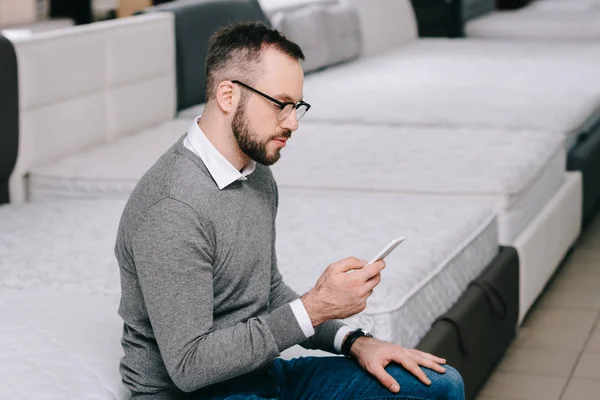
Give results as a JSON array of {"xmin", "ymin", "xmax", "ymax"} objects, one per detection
[{"xmin": 475, "ymin": 214, "xmax": 600, "ymax": 400}]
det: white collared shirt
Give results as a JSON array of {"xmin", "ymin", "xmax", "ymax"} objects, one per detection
[{"xmin": 183, "ymin": 118, "xmax": 355, "ymax": 348}]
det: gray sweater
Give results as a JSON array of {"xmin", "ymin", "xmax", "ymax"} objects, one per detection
[{"xmin": 115, "ymin": 137, "xmax": 344, "ymax": 397}]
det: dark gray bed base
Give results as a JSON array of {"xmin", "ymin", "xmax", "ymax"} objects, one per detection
[
  {"xmin": 410, "ymin": 0, "xmax": 464, "ymax": 38},
  {"xmin": 417, "ymin": 247, "xmax": 519, "ymax": 400},
  {"xmin": 0, "ymin": 35, "xmax": 19, "ymax": 205},
  {"xmin": 495, "ymin": 0, "xmax": 531, "ymax": 10},
  {"xmin": 139, "ymin": 0, "xmax": 270, "ymax": 112},
  {"xmin": 568, "ymin": 121, "xmax": 600, "ymax": 227}
]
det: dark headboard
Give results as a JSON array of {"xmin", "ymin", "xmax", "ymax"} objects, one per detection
[
  {"xmin": 410, "ymin": 0, "xmax": 464, "ymax": 38},
  {"xmin": 495, "ymin": 0, "xmax": 531, "ymax": 9},
  {"xmin": 140, "ymin": 0, "xmax": 270, "ymax": 112},
  {"xmin": 0, "ymin": 35, "xmax": 19, "ymax": 205},
  {"xmin": 462, "ymin": 0, "xmax": 496, "ymax": 22}
]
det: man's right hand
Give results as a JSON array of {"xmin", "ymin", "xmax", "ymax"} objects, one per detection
[{"xmin": 300, "ymin": 257, "xmax": 385, "ymax": 327}]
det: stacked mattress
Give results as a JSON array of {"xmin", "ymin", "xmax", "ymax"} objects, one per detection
[
  {"xmin": 0, "ymin": 192, "xmax": 499, "ymax": 398},
  {"xmin": 272, "ymin": 124, "xmax": 565, "ymax": 244}
]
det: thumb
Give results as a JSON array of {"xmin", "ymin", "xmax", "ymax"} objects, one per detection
[
  {"xmin": 334, "ymin": 257, "xmax": 367, "ymax": 273},
  {"xmin": 370, "ymin": 364, "xmax": 400, "ymax": 393}
]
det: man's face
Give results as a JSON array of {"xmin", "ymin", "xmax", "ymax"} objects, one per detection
[{"xmin": 232, "ymin": 48, "xmax": 304, "ymax": 166}]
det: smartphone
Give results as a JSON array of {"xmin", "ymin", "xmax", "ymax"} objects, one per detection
[{"xmin": 367, "ymin": 236, "xmax": 405, "ymax": 265}]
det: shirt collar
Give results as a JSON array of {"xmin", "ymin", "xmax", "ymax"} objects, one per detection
[{"xmin": 184, "ymin": 117, "xmax": 256, "ymax": 190}]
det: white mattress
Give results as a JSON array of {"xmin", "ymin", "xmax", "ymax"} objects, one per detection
[
  {"xmin": 301, "ymin": 41, "xmax": 600, "ymax": 146},
  {"xmin": 276, "ymin": 189, "xmax": 498, "ymax": 347},
  {"xmin": 0, "ymin": 199, "xmax": 125, "ymax": 294},
  {"xmin": 0, "ymin": 288, "xmax": 128, "ymax": 400},
  {"xmin": 271, "ymin": 123, "xmax": 566, "ymax": 244},
  {"xmin": 466, "ymin": 10, "xmax": 600, "ymax": 40},
  {"xmin": 528, "ymin": 0, "xmax": 600, "ymax": 13},
  {"xmin": 0, "ymin": 194, "xmax": 497, "ymax": 396},
  {"xmin": 29, "ymin": 119, "xmax": 191, "ymax": 201}
]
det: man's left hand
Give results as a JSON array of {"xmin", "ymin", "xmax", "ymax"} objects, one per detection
[{"xmin": 349, "ymin": 336, "xmax": 447, "ymax": 393}]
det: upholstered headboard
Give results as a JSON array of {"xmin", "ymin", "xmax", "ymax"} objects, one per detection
[
  {"xmin": 268, "ymin": 0, "xmax": 362, "ymax": 73},
  {"xmin": 462, "ymin": 0, "xmax": 496, "ymax": 21},
  {"xmin": 0, "ymin": 35, "xmax": 18, "ymax": 204},
  {"xmin": 346, "ymin": 0, "xmax": 418, "ymax": 57},
  {"xmin": 140, "ymin": 0, "xmax": 270, "ymax": 112},
  {"xmin": 0, "ymin": 0, "xmax": 37, "ymax": 28},
  {"xmin": 8, "ymin": 13, "xmax": 176, "ymax": 203},
  {"xmin": 410, "ymin": 0, "xmax": 463, "ymax": 38}
]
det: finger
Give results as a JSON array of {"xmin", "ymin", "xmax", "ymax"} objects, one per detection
[
  {"xmin": 416, "ymin": 351, "xmax": 447, "ymax": 366},
  {"xmin": 357, "ymin": 260, "xmax": 385, "ymax": 280},
  {"xmin": 364, "ymin": 273, "xmax": 381, "ymax": 292},
  {"xmin": 396, "ymin": 355, "xmax": 431, "ymax": 386},
  {"xmin": 415, "ymin": 355, "xmax": 446, "ymax": 374},
  {"xmin": 369, "ymin": 363, "xmax": 400, "ymax": 393}
]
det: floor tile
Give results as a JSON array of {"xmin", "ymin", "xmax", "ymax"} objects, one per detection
[
  {"xmin": 477, "ymin": 373, "xmax": 567, "ymax": 400},
  {"xmin": 561, "ymin": 378, "xmax": 600, "ymax": 400},
  {"xmin": 512, "ymin": 328, "xmax": 589, "ymax": 352},
  {"xmin": 586, "ymin": 333, "xmax": 600, "ymax": 353},
  {"xmin": 537, "ymin": 291, "xmax": 600, "ymax": 310},
  {"xmin": 495, "ymin": 349, "xmax": 578, "ymax": 376},
  {"xmin": 573, "ymin": 353, "xmax": 600, "ymax": 379},
  {"xmin": 523, "ymin": 309, "xmax": 597, "ymax": 332},
  {"xmin": 550, "ymin": 276, "xmax": 600, "ymax": 294}
]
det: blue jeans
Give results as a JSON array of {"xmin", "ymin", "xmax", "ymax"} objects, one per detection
[{"xmin": 197, "ymin": 356, "xmax": 465, "ymax": 400}]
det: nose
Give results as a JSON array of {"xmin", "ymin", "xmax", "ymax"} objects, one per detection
[{"xmin": 280, "ymin": 108, "xmax": 299, "ymax": 132}]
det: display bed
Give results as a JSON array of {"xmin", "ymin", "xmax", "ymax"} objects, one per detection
[{"xmin": 271, "ymin": 123, "xmax": 581, "ymax": 322}]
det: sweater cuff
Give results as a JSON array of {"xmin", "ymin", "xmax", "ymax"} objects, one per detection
[{"xmin": 264, "ymin": 304, "xmax": 308, "ymax": 352}]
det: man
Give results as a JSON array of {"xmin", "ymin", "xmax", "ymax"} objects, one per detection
[{"xmin": 115, "ymin": 22, "xmax": 464, "ymax": 399}]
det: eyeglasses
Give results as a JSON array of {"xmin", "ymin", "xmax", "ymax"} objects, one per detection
[{"xmin": 232, "ymin": 80, "xmax": 311, "ymax": 122}]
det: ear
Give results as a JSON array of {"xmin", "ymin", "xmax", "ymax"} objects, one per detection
[{"xmin": 215, "ymin": 81, "xmax": 236, "ymax": 114}]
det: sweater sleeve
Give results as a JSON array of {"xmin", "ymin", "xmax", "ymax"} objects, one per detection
[
  {"xmin": 268, "ymin": 178, "xmax": 348, "ymax": 354},
  {"xmin": 131, "ymin": 198, "xmax": 307, "ymax": 393}
]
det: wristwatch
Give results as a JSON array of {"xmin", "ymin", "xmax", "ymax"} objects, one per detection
[{"xmin": 341, "ymin": 328, "xmax": 373, "ymax": 358}]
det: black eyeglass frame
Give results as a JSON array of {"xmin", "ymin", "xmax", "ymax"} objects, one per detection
[{"xmin": 231, "ymin": 80, "xmax": 311, "ymax": 121}]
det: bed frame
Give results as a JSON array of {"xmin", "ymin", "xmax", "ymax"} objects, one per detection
[
  {"xmin": 410, "ymin": 0, "xmax": 464, "ymax": 38},
  {"xmin": 495, "ymin": 0, "xmax": 531, "ymax": 10},
  {"xmin": 0, "ymin": 35, "xmax": 18, "ymax": 205},
  {"xmin": 417, "ymin": 246, "xmax": 519, "ymax": 400},
  {"xmin": 568, "ymin": 119, "xmax": 600, "ymax": 227}
]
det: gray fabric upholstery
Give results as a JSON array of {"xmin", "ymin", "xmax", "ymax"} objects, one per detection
[
  {"xmin": 462, "ymin": 0, "xmax": 495, "ymax": 21},
  {"xmin": 140, "ymin": 0, "xmax": 270, "ymax": 111},
  {"xmin": 0, "ymin": 35, "xmax": 18, "ymax": 204}
]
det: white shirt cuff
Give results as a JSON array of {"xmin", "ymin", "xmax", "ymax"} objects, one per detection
[
  {"xmin": 333, "ymin": 325, "xmax": 354, "ymax": 353},
  {"xmin": 290, "ymin": 298, "xmax": 315, "ymax": 338}
]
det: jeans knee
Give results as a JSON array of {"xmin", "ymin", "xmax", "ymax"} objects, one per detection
[{"xmin": 431, "ymin": 364, "xmax": 465, "ymax": 400}]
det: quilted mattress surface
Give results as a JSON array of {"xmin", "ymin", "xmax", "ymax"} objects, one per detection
[
  {"xmin": 0, "ymin": 288, "xmax": 127, "ymax": 400},
  {"xmin": 271, "ymin": 123, "xmax": 565, "ymax": 243},
  {"xmin": 276, "ymin": 189, "xmax": 498, "ymax": 346},
  {"xmin": 29, "ymin": 119, "xmax": 191, "ymax": 201},
  {"xmin": 302, "ymin": 41, "xmax": 600, "ymax": 143},
  {"xmin": 0, "ymin": 192, "xmax": 497, "ymax": 332},
  {"xmin": 465, "ymin": 10, "xmax": 600, "ymax": 40},
  {"xmin": 0, "ymin": 195, "xmax": 497, "ymax": 398}
]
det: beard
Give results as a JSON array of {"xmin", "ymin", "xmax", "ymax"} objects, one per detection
[{"xmin": 232, "ymin": 103, "xmax": 291, "ymax": 166}]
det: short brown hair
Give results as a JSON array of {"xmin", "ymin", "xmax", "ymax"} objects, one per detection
[{"xmin": 205, "ymin": 22, "xmax": 305, "ymax": 101}]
